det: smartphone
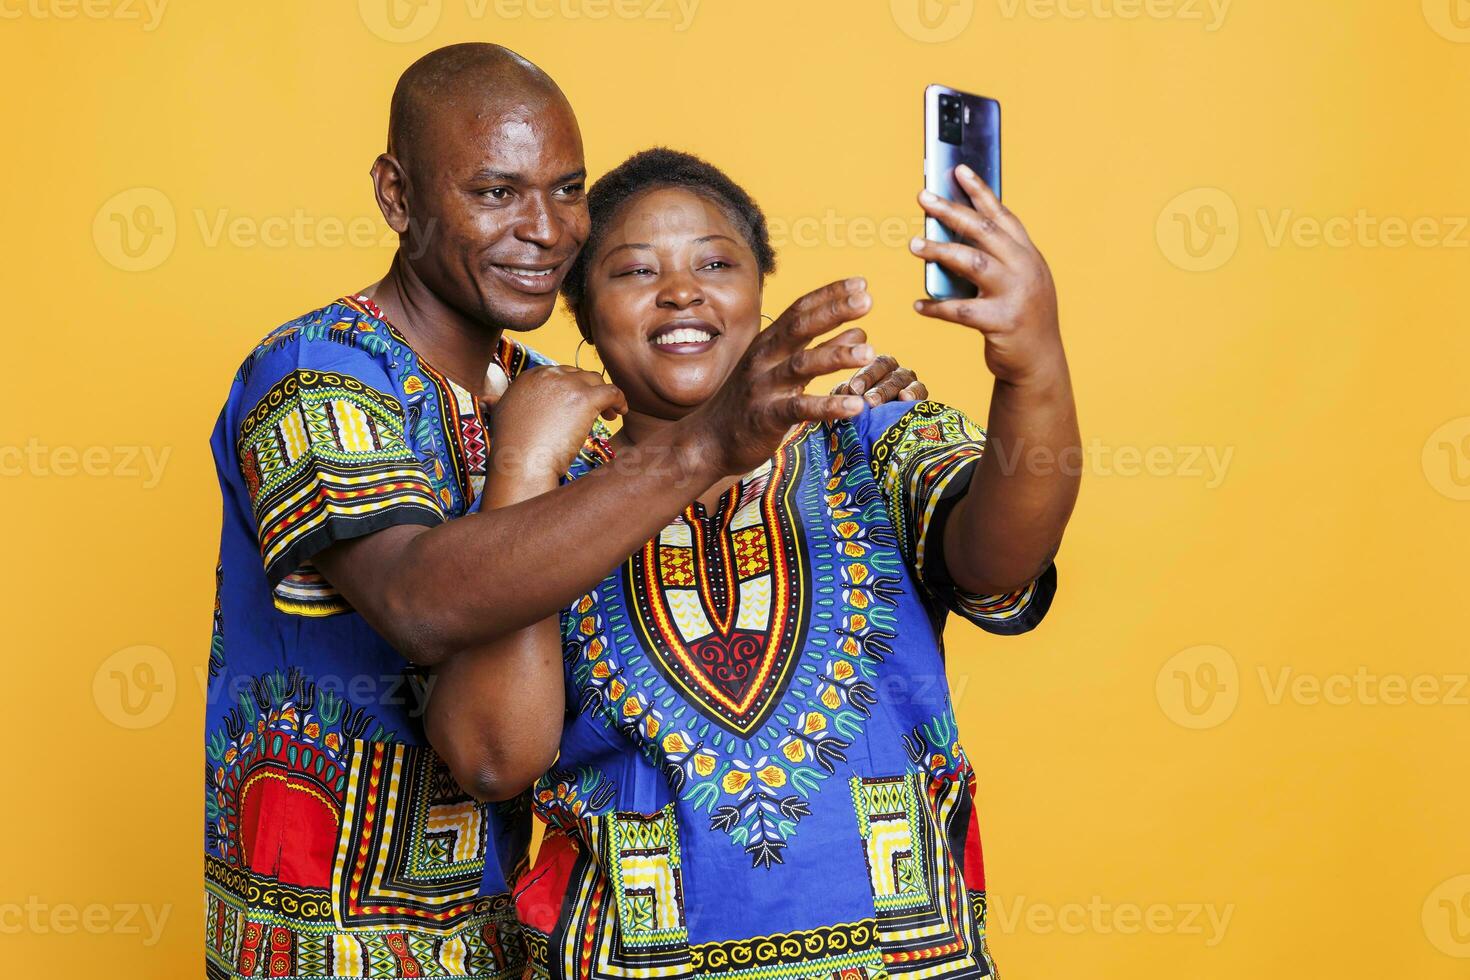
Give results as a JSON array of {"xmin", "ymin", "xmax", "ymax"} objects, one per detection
[{"xmin": 924, "ymin": 84, "xmax": 1001, "ymax": 300}]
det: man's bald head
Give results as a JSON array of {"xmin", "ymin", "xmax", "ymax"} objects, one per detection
[
  {"xmin": 372, "ymin": 43, "xmax": 589, "ymax": 334},
  {"xmin": 387, "ymin": 43, "xmax": 569, "ymax": 180}
]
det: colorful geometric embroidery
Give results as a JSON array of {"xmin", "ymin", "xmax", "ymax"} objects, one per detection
[
  {"xmin": 205, "ymin": 669, "xmax": 365, "ymax": 872},
  {"xmin": 206, "ymin": 857, "xmax": 523, "ymax": 980},
  {"xmin": 866, "ymin": 401, "xmax": 986, "ymax": 577},
  {"xmin": 521, "ymin": 809, "xmax": 893, "ymax": 980},
  {"xmin": 334, "ymin": 740, "xmax": 492, "ymax": 930},
  {"xmin": 607, "ymin": 806, "xmax": 687, "ymax": 948},
  {"xmin": 865, "ymin": 400, "xmax": 1045, "ymax": 633},
  {"xmin": 623, "ymin": 443, "xmax": 811, "ymax": 739},
  {"xmin": 238, "ymin": 368, "xmax": 443, "ymax": 605},
  {"xmin": 557, "ymin": 425, "xmax": 903, "ymax": 868},
  {"xmin": 522, "ymin": 402, "xmax": 1049, "ymax": 980},
  {"xmin": 209, "ymin": 295, "xmax": 554, "ymax": 978},
  {"xmin": 528, "ymin": 808, "xmax": 692, "ymax": 980},
  {"xmin": 689, "ymin": 922, "xmax": 890, "ymax": 980},
  {"xmin": 849, "ymin": 772, "xmax": 995, "ymax": 978},
  {"xmin": 204, "ymin": 669, "xmax": 524, "ymax": 979}
]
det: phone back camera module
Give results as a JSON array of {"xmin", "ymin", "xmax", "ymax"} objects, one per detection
[{"xmin": 939, "ymin": 94, "xmax": 963, "ymax": 145}]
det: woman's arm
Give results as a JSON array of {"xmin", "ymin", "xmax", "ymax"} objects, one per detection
[
  {"xmin": 909, "ymin": 164, "xmax": 1081, "ymax": 595},
  {"xmin": 424, "ymin": 466, "xmax": 566, "ymax": 802},
  {"xmin": 424, "ymin": 620, "xmax": 564, "ymax": 802},
  {"xmin": 423, "ymin": 368, "xmax": 615, "ymax": 801}
]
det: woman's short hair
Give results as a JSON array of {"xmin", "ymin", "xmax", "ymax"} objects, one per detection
[{"xmin": 561, "ymin": 147, "xmax": 777, "ymax": 341}]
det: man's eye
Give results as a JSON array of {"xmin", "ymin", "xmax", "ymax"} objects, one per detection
[
  {"xmin": 558, "ymin": 183, "xmax": 585, "ymax": 198},
  {"xmin": 481, "ymin": 187, "xmax": 512, "ymax": 200}
]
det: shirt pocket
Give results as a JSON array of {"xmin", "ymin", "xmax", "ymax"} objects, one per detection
[
  {"xmin": 848, "ymin": 769, "xmax": 998, "ymax": 978},
  {"xmin": 521, "ymin": 803, "xmax": 694, "ymax": 980}
]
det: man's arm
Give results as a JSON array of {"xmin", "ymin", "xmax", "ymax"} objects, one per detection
[{"xmin": 315, "ymin": 278, "xmax": 879, "ymax": 666}]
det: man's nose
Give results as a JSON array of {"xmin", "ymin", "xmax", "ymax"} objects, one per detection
[{"xmin": 513, "ymin": 196, "xmax": 560, "ymax": 248}]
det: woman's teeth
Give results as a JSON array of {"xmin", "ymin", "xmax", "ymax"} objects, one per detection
[{"xmin": 653, "ymin": 327, "xmax": 715, "ymax": 346}]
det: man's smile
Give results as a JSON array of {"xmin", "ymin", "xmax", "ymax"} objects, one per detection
[{"xmin": 488, "ymin": 258, "xmax": 570, "ymax": 295}]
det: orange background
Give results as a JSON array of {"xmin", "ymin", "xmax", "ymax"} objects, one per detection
[{"xmin": 2, "ymin": 1, "xmax": 1468, "ymax": 976}]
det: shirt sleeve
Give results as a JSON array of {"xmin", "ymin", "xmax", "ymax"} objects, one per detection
[
  {"xmin": 231, "ymin": 339, "xmax": 445, "ymax": 600},
  {"xmin": 859, "ymin": 400, "xmax": 1057, "ymax": 635}
]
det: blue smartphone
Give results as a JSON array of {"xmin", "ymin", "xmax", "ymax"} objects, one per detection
[{"xmin": 924, "ymin": 84, "xmax": 1001, "ymax": 300}]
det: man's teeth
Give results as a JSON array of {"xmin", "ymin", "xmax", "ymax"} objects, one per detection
[
  {"xmin": 503, "ymin": 266, "xmax": 553, "ymax": 277},
  {"xmin": 653, "ymin": 328, "xmax": 715, "ymax": 346}
]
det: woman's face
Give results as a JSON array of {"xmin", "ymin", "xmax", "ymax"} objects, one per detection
[{"xmin": 582, "ymin": 186, "xmax": 763, "ymax": 419}]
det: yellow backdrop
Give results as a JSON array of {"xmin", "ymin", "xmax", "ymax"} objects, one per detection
[{"xmin": 3, "ymin": 1, "xmax": 1467, "ymax": 976}]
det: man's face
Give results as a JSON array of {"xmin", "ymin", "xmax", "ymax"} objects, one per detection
[{"xmin": 402, "ymin": 94, "xmax": 588, "ymax": 332}]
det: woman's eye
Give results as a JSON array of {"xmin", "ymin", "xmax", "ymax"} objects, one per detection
[
  {"xmin": 701, "ymin": 260, "xmax": 732, "ymax": 271},
  {"xmin": 615, "ymin": 267, "xmax": 654, "ymax": 278}
]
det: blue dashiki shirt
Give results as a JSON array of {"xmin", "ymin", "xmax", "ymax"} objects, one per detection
[
  {"xmin": 205, "ymin": 294, "xmax": 553, "ymax": 980},
  {"xmin": 516, "ymin": 401, "xmax": 1059, "ymax": 980}
]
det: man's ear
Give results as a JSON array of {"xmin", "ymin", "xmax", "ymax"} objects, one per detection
[{"xmin": 371, "ymin": 153, "xmax": 411, "ymax": 235}]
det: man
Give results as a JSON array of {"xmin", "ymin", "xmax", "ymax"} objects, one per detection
[{"xmin": 204, "ymin": 43, "xmax": 923, "ymax": 980}]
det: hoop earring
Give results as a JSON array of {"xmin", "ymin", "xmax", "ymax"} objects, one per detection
[
  {"xmin": 760, "ymin": 313, "xmax": 775, "ymax": 326},
  {"xmin": 574, "ymin": 338, "xmax": 607, "ymax": 381}
]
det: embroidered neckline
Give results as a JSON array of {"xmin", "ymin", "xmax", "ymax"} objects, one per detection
[
  {"xmin": 578, "ymin": 422, "xmax": 817, "ymax": 525},
  {"xmin": 342, "ymin": 293, "xmax": 528, "ymax": 397}
]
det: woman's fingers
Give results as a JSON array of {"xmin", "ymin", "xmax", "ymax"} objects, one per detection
[
  {"xmin": 771, "ymin": 392, "xmax": 867, "ymax": 426},
  {"xmin": 785, "ymin": 329, "xmax": 874, "ymax": 384},
  {"xmin": 835, "ymin": 353, "xmax": 897, "ymax": 396},
  {"xmin": 764, "ymin": 277, "xmax": 873, "ymax": 361},
  {"xmin": 952, "ymin": 164, "xmax": 1033, "ymax": 248},
  {"xmin": 908, "ymin": 236, "xmax": 1006, "ymax": 291},
  {"xmin": 913, "ymin": 296, "xmax": 1004, "ymax": 332},
  {"xmin": 861, "ymin": 365, "xmax": 925, "ymax": 406},
  {"xmin": 919, "ymin": 188, "xmax": 1024, "ymax": 264}
]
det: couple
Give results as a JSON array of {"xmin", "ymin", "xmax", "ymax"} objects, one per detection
[{"xmin": 204, "ymin": 43, "xmax": 1079, "ymax": 980}]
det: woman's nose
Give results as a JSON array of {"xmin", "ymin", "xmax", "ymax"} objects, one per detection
[{"xmin": 656, "ymin": 270, "xmax": 704, "ymax": 308}]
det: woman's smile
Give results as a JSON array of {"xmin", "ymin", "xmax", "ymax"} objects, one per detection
[{"xmin": 649, "ymin": 317, "xmax": 722, "ymax": 355}]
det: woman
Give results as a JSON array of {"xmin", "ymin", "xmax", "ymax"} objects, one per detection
[{"xmin": 434, "ymin": 148, "xmax": 1079, "ymax": 980}]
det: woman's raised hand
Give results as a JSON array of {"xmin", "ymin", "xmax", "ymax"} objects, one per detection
[
  {"xmin": 684, "ymin": 277, "xmax": 875, "ymax": 477},
  {"xmin": 910, "ymin": 164, "xmax": 1066, "ymax": 389}
]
